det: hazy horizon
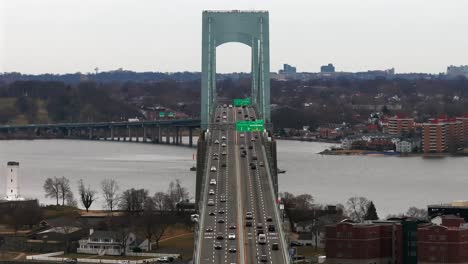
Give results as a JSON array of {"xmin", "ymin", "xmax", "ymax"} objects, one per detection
[{"xmin": 1, "ymin": 0, "xmax": 468, "ymax": 75}]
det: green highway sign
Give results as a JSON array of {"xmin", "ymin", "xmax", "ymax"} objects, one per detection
[
  {"xmin": 159, "ymin": 112, "xmax": 166, "ymax": 118},
  {"xmin": 236, "ymin": 120, "xmax": 264, "ymax": 132},
  {"xmin": 233, "ymin": 98, "xmax": 251, "ymax": 107},
  {"xmin": 168, "ymin": 112, "xmax": 175, "ymax": 117}
]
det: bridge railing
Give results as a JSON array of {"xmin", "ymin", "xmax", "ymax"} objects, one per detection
[
  {"xmin": 193, "ymin": 129, "xmax": 211, "ymax": 264},
  {"xmin": 261, "ymin": 132, "xmax": 292, "ymax": 264}
]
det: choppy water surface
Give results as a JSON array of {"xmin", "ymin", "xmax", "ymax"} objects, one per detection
[{"xmin": 0, "ymin": 139, "xmax": 466, "ymax": 216}]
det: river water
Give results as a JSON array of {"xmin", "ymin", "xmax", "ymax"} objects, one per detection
[{"xmin": 0, "ymin": 139, "xmax": 466, "ymax": 217}]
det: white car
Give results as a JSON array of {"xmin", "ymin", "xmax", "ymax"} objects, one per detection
[
  {"xmin": 210, "ymin": 179, "xmax": 217, "ymax": 185},
  {"xmin": 251, "ymin": 138, "xmax": 256, "ymax": 141},
  {"xmin": 228, "ymin": 233, "xmax": 236, "ymax": 240},
  {"xmin": 209, "ymin": 189, "xmax": 215, "ymax": 195},
  {"xmin": 258, "ymin": 234, "xmax": 266, "ymax": 244},
  {"xmin": 240, "ymin": 133, "xmax": 245, "ymax": 138},
  {"xmin": 221, "ymin": 143, "xmax": 226, "ymax": 147},
  {"xmin": 221, "ymin": 136, "xmax": 226, "ymax": 140},
  {"xmin": 214, "ymin": 140, "xmax": 220, "ymax": 144},
  {"xmin": 221, "ymin": 151, "xmax": 227, "ymax": 155},
  {"xmin": 229, "ymin": 104, "xmax": 233, "ymax": 108},
  {"xmin": 155, "ymin": 257, "xmax": 169, "ymax": 263},
  {"xmin": 223, "ymin": 115, "xmax": 227, "ymax": 119},
  {"xmin": 207, "ymin": 199, "xmax": 215, "ymax": 206},
  {"xmin": 210, "ymin": 166, "xmax": 217, "ymax": 172}
]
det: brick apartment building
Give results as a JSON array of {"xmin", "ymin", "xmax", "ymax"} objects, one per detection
[
  {"xmin": 418, "ymin": 216, "xmax": 468, "ymax": 263},
  {"xmin": 325, "ymin": 218, "xmax": 429, "ymax": 264},
  {"xmin": 325, "ymin": 220, "xmax": 403, "ymax": 264},
  {"xmin": 421, "ymin": 116, "xmax": 465, "ymax": 153},
  {"xmin": 456, "ymin": 114, "xmax": 468, "ymax": 144},
  {"xmin": 388, "ymin": 115, "xmax": 415, "ymax": 135}
]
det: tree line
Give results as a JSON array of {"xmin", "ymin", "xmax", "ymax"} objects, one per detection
[
  {"xmin": 43, "ymin": 177, "xmax": 190, "ymax": 214},
  {"xmin": 281, "ymin": 192, "xmax": 428, "ymax": 249}
]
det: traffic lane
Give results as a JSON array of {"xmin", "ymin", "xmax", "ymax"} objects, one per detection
[
  {"xmin": 238, "ymin": 107, "xmax": 257, "ymax": 258},
  {"xmin": 199, "ymin": 132, "xmax": 220, "ymax": 262},
  {"xmin": 241, "ymin": 133, "xmax": 262, "ymax": 263},
  {"xmin": 200, "ymin": 106, "xmax": 233, "ymax": 262},
  {"xmin": 215, "ymin": 128, "xmax": 229, "ymax": 263},
  {"xmin": 223, "ymin": 106, "xmax": 237, "ymax": 263},
  {"xmin": 248, "ymin": 132, "xmax": 274, "ymax": 263},
  {"xmin": 252, "ymin": 133, "xmax": 287, "ymax": 263},
  {"xmin": 208, "ymin": 130, "xmax": 224, "ymax": 263},
  {"xmin": 219, "ymin": 106, "xmax": 238, "ymax": 263}
]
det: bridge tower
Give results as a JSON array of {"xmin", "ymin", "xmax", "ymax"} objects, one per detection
[{"xmin": 201, "ymin": 11, "xmax": 270, "ymax": 128}]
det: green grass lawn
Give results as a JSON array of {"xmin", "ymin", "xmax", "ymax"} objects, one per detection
[
  {"xmin": 296, "ymin": 246, "xmax": 325, "ymax": 259},
  {"xmin": 55, "ymin": 253, "xmax": 151, "ymax": 260},
  {"xmin": 153, "ymin": 233, "xmax": 194, "ymax": 260},
  {"xmin": 94, "ymin": 255, "xmax": 151, "ymax": 260},
  {"xmin": 55, "ymin": 253, "xmax": 96, "ymax": 258}
]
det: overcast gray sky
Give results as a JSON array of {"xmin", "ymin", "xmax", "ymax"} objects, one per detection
[{"xmin": 1, "ymin": 0, "xmax": 467, "ymax": 74}]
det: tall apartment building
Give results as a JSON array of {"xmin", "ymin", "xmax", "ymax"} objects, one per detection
[
  {"xmin": 418, "ymin": 216, "xmax": 468, "ymax": 263},
  {"xmin": 456, "ymin": 114, "xmax": 468, "ymax": 144},
  {"xmin": 279, "ymin": 64, "xmax": 296, "ymax": 74},
  {"xmin": 320, "ymin": 63, "xmax": 335, "ymax": 73},
  {"xmin": 421, "ymin": 117, "xmax": 464, "ymax": 153},
  {"xmin": 387, "ymin": 115, "xmax": 415, "ymax": 135}
]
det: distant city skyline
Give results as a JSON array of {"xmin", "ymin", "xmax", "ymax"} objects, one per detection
[{"xmin": 1, "ymin": 0, "xmax": 468, "ymax": 75}]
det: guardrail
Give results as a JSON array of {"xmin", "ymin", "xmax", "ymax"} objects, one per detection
[
  {"xmin": 193, "ymin": 130, "xmax": 212, "ymax": 264},
  {"xmin": 26, "ymin": 251, "xmax": 179, "ymax": 264},
  {"xmin": 261, "ymin": 140, "xmax": 291, "ymax": 264}
]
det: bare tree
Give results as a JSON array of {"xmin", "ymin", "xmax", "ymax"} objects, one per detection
[
  {"xmin": 174, "ymin": 179, "xmax": 189, "ymax": 203},
  {"xmin": 346, "ymin": 196, "xmax": 370, "ymax": 222},
  {"xmin": 43, "ymin": 177, "xmax": 61, "ymax": 205},
  {"xmin": 153, "ymin": 191, "xmax": 169, "ymax": 214},
  {"xmin": 119, "ymin": 188, "xmax": 148, "ymax": 214},
  {"xmin": 294, "ymin": 194, "xmax": 314, "ymax": 210},
  {"xmin": 78, "ymin": 179, "xmax": 97, "ymax": 212},
  {"xmin": 59, "ymin": 216, "xmax": 79, "ymax": 253},
  {"xmin": 136, "ymin": 197, "xmax": 172, "ymax": 251},
  {"xmin": 166, "ymin": 179, "xmax": 189, "ymax": 210},
  {"xmin": 405, "ymin": 207, "xmax": 428, "ymax": 220},
  {"xmin": 101, "ymin": 179, "xmax": 120, "ymax": 212},
  {"xmin": 66, "ymin": 191, "xmax": 78, "ymax": 207},
  {"xmin": 109, "ymin": 216, "xmax": 133, "ymax": 256},
  {"xmin": 58, "ymin": 177, "xmax": 72, "ymax": 206}
]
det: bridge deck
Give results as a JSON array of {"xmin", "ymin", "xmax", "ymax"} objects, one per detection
[{"xmin": 196, "ymin": 105, "xmax": 289, "ymax": 264}]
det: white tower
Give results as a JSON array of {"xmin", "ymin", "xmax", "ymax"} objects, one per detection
[{"xmin": 6, "ymin": 161, "xmax": 23, "ymax": 201}]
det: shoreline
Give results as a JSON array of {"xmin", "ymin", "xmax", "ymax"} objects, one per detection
[
  {"xmin": 276, "ymin": 137, "xmax": 340, "ymax": 144},
  {"xmin": 319, "ymin": 149, "xmax": 468, "ymax": 157}
]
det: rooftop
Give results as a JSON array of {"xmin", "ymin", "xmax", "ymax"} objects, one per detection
[{"xmin": 203, "ymin": 10, "xmax": 268, "ymax": 13}]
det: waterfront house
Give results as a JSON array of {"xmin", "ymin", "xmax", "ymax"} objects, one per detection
[{"xmin": 77, "ymin": 229, "xmax": 149, "ymax": 255}]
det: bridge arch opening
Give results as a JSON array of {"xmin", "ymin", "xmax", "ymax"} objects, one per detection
[{"xmin": 216, "ymin": 43, "xmax": 251, "ymax": 102}]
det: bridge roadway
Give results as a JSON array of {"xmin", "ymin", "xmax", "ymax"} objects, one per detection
[{"xmin": 197, "ymin": 105, "xmax": 288, "ymax": 264}]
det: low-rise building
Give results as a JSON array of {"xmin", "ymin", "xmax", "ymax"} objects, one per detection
[
  {"xmin": 78, "ymin": 229, "xmax": 148, "ymax": 255},
  {"xmin": 325, "ymin": 220, "xmax": 403, "ymax": 264},
  {"xmin": 396, "ymin": 139, "xmax": 414, "ymax": 153},
  {"xmin": 418, "ymin": 216, "xmax": 468, "ymax": 263},
  {"xmin": 428, "ymin": 201, "xmax": 468, "ymax": 222}
]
